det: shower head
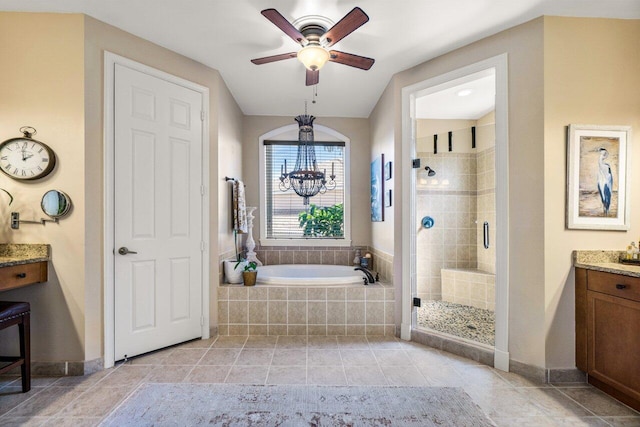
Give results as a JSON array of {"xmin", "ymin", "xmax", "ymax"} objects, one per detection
[{"xmin": 424, "ymin": 166, "xmax": 436, "ymax": 176}]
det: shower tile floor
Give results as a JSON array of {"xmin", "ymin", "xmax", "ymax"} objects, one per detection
[{"xmin": 417, "ymin": 300, "xmax": 495, "ymax": 346}]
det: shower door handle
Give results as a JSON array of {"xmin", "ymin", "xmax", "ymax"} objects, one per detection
[{"xmin": 483, "ymin": 222, "xmax": 489, "ymax": 249}]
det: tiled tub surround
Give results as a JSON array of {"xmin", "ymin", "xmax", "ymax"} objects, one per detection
[
  {"xmin": 219, "ymin": 245, "xmax": 393, "ymax": 283},
  {"xmin": 218, "ymin": 283, "xmax": 395, "ymax": 336},
  {"xmin": 441, "ymin": 268, "xmax": 495, "ymax": 311}
]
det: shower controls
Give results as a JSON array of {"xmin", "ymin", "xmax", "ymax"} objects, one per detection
[{"xmin": 421, "ymin": 216, "xmax": 434, "ymax": 229}]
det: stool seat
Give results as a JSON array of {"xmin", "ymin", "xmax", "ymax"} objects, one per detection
[
  {"xmin": 0, "ymin": 301, "xmax": 31, "ymax": 393},
  {"xmin": 0, "ymin": 301, "xmax": 30, "ymax": 320}
]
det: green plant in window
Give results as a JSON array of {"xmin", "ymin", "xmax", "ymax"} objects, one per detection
[{"xmin": 298, "ymin": 204, "xmax": 344, "ymax": 237}]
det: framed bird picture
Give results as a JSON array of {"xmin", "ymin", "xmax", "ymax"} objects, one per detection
[{"xmin": 566, "ymin": 124, "xmax": 631, "ymax": 230}]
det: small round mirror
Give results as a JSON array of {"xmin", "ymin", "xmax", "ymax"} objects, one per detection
[{"xmin": 41, "ymin": 190, "xmax": 71, "ymax": 218}]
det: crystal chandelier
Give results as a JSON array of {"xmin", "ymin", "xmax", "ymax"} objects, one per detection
[{"xmin": 279, "ymin": 108, "xmax": 336, "ymax": 205}]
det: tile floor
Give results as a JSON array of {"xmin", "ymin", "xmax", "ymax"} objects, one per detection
[{"xmin": 1, "ymin": 335, "xmax": 639, "ymax": 426}]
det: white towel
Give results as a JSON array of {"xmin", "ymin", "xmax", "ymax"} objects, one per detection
[{"xmin": 233, "ymin": 180, "xmax": 247, "ymax": 233}]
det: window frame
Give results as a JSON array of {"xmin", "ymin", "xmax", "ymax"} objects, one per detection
[{"xmin": 259, "ymin": 123, "xmax": 351, "ymax": 247}]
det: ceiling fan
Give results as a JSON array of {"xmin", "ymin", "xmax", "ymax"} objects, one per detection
[{"xmin": 251, "ymin": 7, "xmax": 375, "ymax": 86}]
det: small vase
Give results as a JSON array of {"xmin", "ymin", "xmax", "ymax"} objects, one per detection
[
  {"xmin": 224, "ymin": 260, "xmax": 245, "ymax": 284},
  {"xmin": 243, "ymin": 271, "xmax": 257, "ymax": 287}
]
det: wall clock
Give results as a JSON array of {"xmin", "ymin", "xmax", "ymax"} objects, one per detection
[{"xmin": 0, "ymin": 127, "xmax": 56, "ymax": 180}]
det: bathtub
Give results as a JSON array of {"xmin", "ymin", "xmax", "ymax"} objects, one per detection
[{"xmin": 256, "ymin": 264, "xmax": 367, "ymax": 286}]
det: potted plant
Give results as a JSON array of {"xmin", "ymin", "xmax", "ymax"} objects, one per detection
[
  {"xmin": 242, "ymin": 261, "xmax": 258, "ymax": 286},
  {"xmin": 223, "ymin": 229, "xmax": 247, "ymax": 284}
]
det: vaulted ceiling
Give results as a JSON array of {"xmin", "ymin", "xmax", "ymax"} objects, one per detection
[{"xmin": 1, "ymin": 0, "xmax": 639, "ymax": 117}]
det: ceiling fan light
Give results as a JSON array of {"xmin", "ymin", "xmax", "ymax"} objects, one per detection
[{"xmin": 297, "ymin": 45, "xmax": 330, "ymax": 71}]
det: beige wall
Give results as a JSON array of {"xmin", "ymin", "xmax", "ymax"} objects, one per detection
[
  {"xmin": 369, "ymin": 84, "xmax": 396, "ymax": 256},
  {"xmin": 1, "ymin": 12, "xmax": 241, "ymax": 364},
  {"xmin": 543, "ymin": 17, "xmax": 640, "ymax": 368},
  {"xmin": 371, "ymin": 17, "xmax": 547, "ymax": 367},
  {"xmin": 368, "ymin": 83, "xmax": 399, "ymax": 322},
  {"xmin": 241, "ymin": 115, "xmax": 371, "ymax": 248},
  {"xmin": 0, "ymin": 13, "xmax": 87, "ymax": 362},
  {"xmin": 217, "ymin": 81, "xmax": 244, "ymax": 264}
]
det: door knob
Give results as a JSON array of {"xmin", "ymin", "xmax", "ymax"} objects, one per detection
[{"xmin": 118, "ymin": 247, "xmax": 138, "ymax": 255}]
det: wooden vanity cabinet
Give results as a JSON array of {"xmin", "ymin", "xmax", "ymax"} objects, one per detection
[
  {"xmin": 575, "ymin": 268, "xmax": 640, "ymax": 411},
  {"xmin": 0, "ymin": 262, "xmax": 48, "ymax": 292}
]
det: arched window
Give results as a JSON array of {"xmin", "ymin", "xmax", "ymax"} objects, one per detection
[{"xmin": 259, "ymin": 124, "xmax": 351, "ymax": 247}]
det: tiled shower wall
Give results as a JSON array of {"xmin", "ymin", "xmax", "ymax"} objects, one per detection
[
  {"xmin": 476, "ymin": 147, "xmax": 496, "ymax": 274},
  {"xmin": 415, "ymin": 152, "xmax": 478, "ymax": 302},
  {"xmin": 415, "ymin": 146, "xmax": 496, "ymax": 302},
  {"xmin": 441, "ymin": 268, "xmax": 496, "ymax": 311}
]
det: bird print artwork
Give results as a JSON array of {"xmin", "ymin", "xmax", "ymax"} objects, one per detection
[
  {"xmin": 577, "ymin": 136, "xmax": 619, "ymax": 218},
  {"xmin": 596, "ymin": 147, "xmax": 613, "ymax": 216},
  {"xmin": 568, "ymin": 125, "xmax": 630, "ymax": 230}
]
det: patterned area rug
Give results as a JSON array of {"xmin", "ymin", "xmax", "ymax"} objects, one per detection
[{"xmin": 103, "ymin": 384, "xmax": 493, "ymax": 426}]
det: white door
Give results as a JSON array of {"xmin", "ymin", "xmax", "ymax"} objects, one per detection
[{"xmin": 114, "ymin": 63, "xmax": 203, "ymax": 360}]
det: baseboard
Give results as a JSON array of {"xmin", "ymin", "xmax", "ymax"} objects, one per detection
[
  {"xmin": 1, "ymin": 358, "xmax": 106, "ymax": 377},
  {"xmin": 400, "ymin": 323, "xmax": 411, "ymax": 341},
  {"xmin": 509, "ymin": 359, "xmax": 547, "ymax": 383},
  {"xmin": 508, "ymin": 361, "xmax": 587, "ymax": 384},
  {"xmin": 548, "ymin": 368, "xmax": 586, "ymax": 383},
  {"xmin": 493, "ymin": 348, "xmax": 509, "ymax": 372},
  {"xmin": 83, "ymin": 358, "xmax": 104, "ymax": 375}
]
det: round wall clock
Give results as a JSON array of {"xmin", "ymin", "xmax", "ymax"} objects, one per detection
[{"xmin": 0, "ymin": 127, "xmax": 56, "ymax": 180}]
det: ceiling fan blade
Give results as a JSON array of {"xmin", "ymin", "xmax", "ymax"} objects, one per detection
[
  {"xmin": 251, "ymin": 52, "xmax": 298, "ymax": 65},
  {"xmin": 261, "ymin": 9, "xmax": 308, "ymax": 45},
  {"xmin": 323, "ymin": 7, "xmax": 369, "ymax": 47},
  {"xmin": 328, "ymin": 50, "xmax": 375, "ymax": 70},
  {"xmin": 306, "ymin": 69, "xmax": 319, "ymax": 86}
]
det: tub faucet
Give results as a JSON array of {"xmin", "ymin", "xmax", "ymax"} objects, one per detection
[{"xmin": 354, "ymin": 267, "xmax": 375, "ymax": 284}]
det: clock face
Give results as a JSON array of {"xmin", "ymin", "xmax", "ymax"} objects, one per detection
[{"xmin": 0, "ymin": 137, "xmax": 56, "ymax": 180}]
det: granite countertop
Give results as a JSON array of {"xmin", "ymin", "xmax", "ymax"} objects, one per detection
[
  {"xmin": 0, "ymin": 243, "xmax": 51, "ymax": 267},
  {"xmin": 573, "ymin": 250, "xmax": 640, "ymax": 278}
]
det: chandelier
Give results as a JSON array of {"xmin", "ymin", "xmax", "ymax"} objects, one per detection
[{"xmin": 279, "ymin": 110, "xmax": 336, "ymax": 205}]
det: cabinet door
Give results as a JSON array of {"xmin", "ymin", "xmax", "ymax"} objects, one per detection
[{"xmin": 587, "ymin": 290, "xmax": 640, "ymax": 401}]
